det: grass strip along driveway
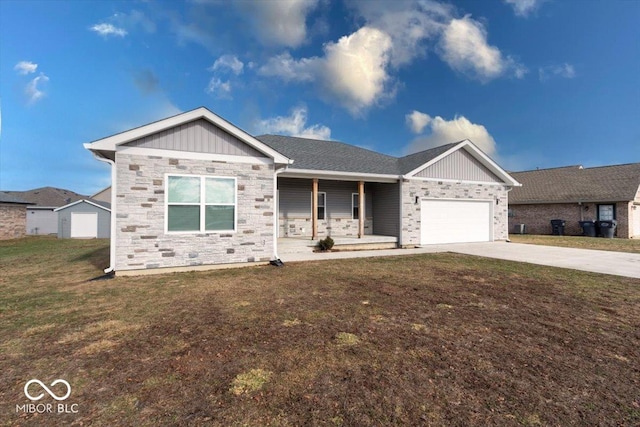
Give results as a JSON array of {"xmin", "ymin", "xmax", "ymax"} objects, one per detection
[
  {"xmin": 509, "ymin": 234, "xmax": 640, "ymax": 254},
  {"xmin": 1, "ymin": 237, "xmax": 639, "ymax": 426}
]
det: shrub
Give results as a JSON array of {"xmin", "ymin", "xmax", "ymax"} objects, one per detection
[{"xmin": 317, "ymin": 236, "xmax": 335, "ymax": 251}]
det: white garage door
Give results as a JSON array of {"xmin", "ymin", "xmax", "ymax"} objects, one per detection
[
  {"xmin": 421, "ymin": 200, "xmax": 492, "ymax": 245},
  {"xmin": 71, "ymin": 212, "xmax": 98, "ymax": 238}
]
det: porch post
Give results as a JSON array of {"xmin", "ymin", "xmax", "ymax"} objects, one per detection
[
  {"xmin": 358, "ymin": 180, "xmax": 365, "ymax": 238},
  {"xmin": 312, "ymin": 178, "xmax": 318, "ymax": 240}
]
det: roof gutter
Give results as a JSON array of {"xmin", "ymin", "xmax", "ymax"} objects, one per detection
[
  {"xmin": 89, "ymin": 151, "xmax": 116, "ymax": 274},
  {"xmin": 279, "ymin": 168, "xmax": 400, "ymax": 183}
]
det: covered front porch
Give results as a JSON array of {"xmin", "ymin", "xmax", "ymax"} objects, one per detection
[
  {"xmin": 277, "ymin": 234, "xmax": 398, "ymax": 255},
  {"xmin": 277, "ymin": 176, "xmax": 400, "ymax": 241}
]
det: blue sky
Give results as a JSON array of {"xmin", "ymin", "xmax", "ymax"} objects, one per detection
[{"xmin": 1, "ymin": 0, "xmax": 638, "ymax": 195}]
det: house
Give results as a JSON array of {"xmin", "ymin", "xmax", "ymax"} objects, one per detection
[
  {"xmin": 0, "ymin": 193, "xmax": 30, "ymax": 240},
  {"xmin": 54, "ymin": 199, "xmax": 111, "ymax": 239},
  {"xmin": 1, "ymin": 187, "xmax": 86, "ymax": 235},
  {"xmin": 84, "ymin": 107, "xmax": 520, "ymax": 275},
  {"xmin": 509, "ymin": 163, "xmax": 640, "ymax": 238},
  {"xmin": 91, "ymin": 186, "xmax": 112, "ymax": 203}
]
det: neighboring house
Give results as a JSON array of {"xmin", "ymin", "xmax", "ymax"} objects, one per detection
[
  {"xmin": 2, "ymin": 187, "xmax": 86, "ymax": 235},
  {"xmin": 91, "ymin": 186, "xmax": 112, "ymax": 203},
  {"xmin": 54, "ymin": 199, "xmax": 111, "ymax": 239},
  {"xmin": 509, "ymin": 163, "xmax": 640, "ymax": 238},
  {"xmin": 84, "ymin": 107, "xmax": 520, "ymax": 274},
  {"xmin": 0, "ymin": 193, "xmax": 30, "ymax": 240}
]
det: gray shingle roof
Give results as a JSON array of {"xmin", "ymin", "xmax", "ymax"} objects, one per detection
[
  {"xmin": 509, "ymin": 163, "xmax": 640, "ymax": 204},
  {"xmin": 256, "ymin": 135, "xmax": 459, "ymax": 175},
  {"xmin": 0, "ymin": 192, "xmax": 30, "ymax": 204},
  {"xmin": 1, "ymin": 187, "xmax": 86, "ymax": 207}
]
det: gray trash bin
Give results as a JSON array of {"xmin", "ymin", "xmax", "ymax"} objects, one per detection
[
  {"xmin": 579, "ymin": 221, "xmax": 596, "ymax": 237},
  {"xmin": 597, "ymin": 220, "xmax": 617, "ymax": 238},
  {"xmin": 551, "ymin": 219, "xmax": 566, "ymax": 236}
]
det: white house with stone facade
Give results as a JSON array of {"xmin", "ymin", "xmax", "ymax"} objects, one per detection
[{"xmin": 85, "ymin": 107, "xmax": 520, "ymax": 275}]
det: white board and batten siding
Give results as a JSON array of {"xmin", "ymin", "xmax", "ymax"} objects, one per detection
[
  {"xmin": 420, "ymin": 199, "xmax": 493, "ymax": 245},
  {"xmin": 124, "ymin": 119, "xmax": 264, "ymax": 157}
]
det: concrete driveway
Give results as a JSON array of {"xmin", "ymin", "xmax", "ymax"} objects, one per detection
[
  {"xmin": 441, "ymin": 242, "xmax": 640, "ymax": 279},
  {"xmin": 280, "ymin": 241, "xmax": 640, "ymax": 279}
]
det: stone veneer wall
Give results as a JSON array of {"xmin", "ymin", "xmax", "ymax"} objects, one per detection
[
  {"xmin": 115, "ymin": 153, "xmax": 275, "ymax": 271},
  {"xmin": 279, "ymin": 217, "xmax": 373, "ymax": 238},
  {"xmin": 0, "ymin": 204, "xmax": 27, "ymax": 240},
  {"xmin": 509, "ymin": 202, "xmax": 633, "ymax": 238},
  {"xmin": 400, "ymin": 179, "xmax": 509, "ymax": 247}
]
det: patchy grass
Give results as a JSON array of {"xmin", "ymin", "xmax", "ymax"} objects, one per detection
[
  {"xmin": 1, "ymin": 237, "xmax": 640, "ymax": 426},
  {"xmin": 334, "ymin": 332, "xmax": 360, "ymax": 347},
  {"xmin": 230, "ymin": 369, "xmax": 273, "ymax": 396},
  {"xmin": 510, "ymin": 234, "xmax": 640, "ymax": 253}
]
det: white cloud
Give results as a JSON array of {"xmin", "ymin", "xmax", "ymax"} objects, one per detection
[
  {"xmin": 240, "ymin": 0, "xmax": 320, "ymax": 47},
  {"xmin": 406, "ymin": 113, "xmax": 497, "ymax": 156},
  {"xmin": 256, "ymin": 106, "xmax": 331, "ymax": 140},
  {"xmin": 210, "ymin": 55, "xmax": 244, "ymax": 75},
  {"xmin": 258, "ymin": 52, "xmax": 318, "ymax": 82},
  {"xmin": 14, "ymin": 61, "xmax": 38, "ymax": 75},
  {"xmin": 258, "ymin": 2, "xmax": 527, "ymax": 114},
  {"xmin": 90, "ymin": 23, "xmax": 128, "ymax": 37},
  {"xmin": 205, "ymin": 77, "xmax": 232, "ymax": 99},
  {"xmin": 259, "ymin": 26, "xmax": 393, "ymax": 115},
  {"xmin": 539, "ymin": 63, "xmax": 576, "ymax": 81},
  {"xmin": 322, "ymin": 27, "xmax": 393, "ymax": 114},
  {"xmin": 348, "ymin": 0, "xmax": 451, "ymax": 67},
  {"xmin": 25, "ymin": 73, "xmax": 49, "ymax": 104},
  {"xmin": 406, "ymin": 110, "xmax": 433, "ymax": 134},
  {"xmin": 504, "ymin": 0, "xmax": 544, "ymax": 17},
  {"xmin": 438, "ymin": 15, "xmax": 525, "ymax": 82}
]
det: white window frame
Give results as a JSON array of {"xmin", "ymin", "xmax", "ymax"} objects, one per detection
[
  {"xmin": 352, "ymin": 192, "xmax": 365, "ymax": 220},
  {"xmin": 598, "ymin": 204, "xmax": 615, "ymax": 221},
  {"xmin": 165, "ymin": 173, "xmax": 237, "ymax": 234},
  {"xmin": 311, "ymin": 191, "xmax": 327, "ymax": 220}
]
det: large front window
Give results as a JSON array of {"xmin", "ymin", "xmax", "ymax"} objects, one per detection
[{"xmin": 167, "ymin": 175, "xmax": 236, "ymax": 232}]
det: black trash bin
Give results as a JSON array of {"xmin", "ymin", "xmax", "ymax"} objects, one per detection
[
  {"xmin": 550, "ymin": 219, "xmax": 566, "ymax": 236},
  {"xmin": 597, "ymin": 220, "xmax": 617, "ymax": 238},
  {"xmin": 579, "ymin": 220, "xmax": 597, "ymax": 237}
]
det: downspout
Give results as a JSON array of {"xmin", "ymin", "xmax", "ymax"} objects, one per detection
[
  {"xmin": 272, "ymin": 164, "xmax": 285, "ymax": 261},
  {"xmin": 398, "ymin": 177, "xmax": 404, "ymax": 247},
  {"xmin": 506, "ymin": 186, "xmax": 514, "ymax": 242},
  {"xmin": 91, "ymin": 152, "xmax": 116, "ymax": 274}
]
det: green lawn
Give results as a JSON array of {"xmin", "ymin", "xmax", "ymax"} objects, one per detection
[
  {"xmin": 1, "ymin": 237, "xmax": 639, "ymax": 426},
  {"xmin": 509, "ymin": 234, "xmax": 640, "ymax": 253}
]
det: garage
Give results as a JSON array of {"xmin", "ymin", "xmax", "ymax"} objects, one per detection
[
  {"xmin": 420, "ymin": 199, "xmax": 492, "ymax": 245},
  {"xmin": 55, "ymin": 199, "xmax": 111, "ymax": 239}
]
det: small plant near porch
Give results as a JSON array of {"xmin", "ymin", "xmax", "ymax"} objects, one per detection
[{"xmin": 317, "ymin": 236, "xmax": 335, "ymax": 251}]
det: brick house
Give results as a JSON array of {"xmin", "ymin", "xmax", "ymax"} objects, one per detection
[
  {"xmin": 0, "ymin": 193, "xmax": 30, "ymax": 240},
  {"xmin": 508, "ymin": 164, "xmax": 640, "ymax": 238},
  {"xmin": 84, "ymin": 107, "xmax": 520, "ymax": 275}
]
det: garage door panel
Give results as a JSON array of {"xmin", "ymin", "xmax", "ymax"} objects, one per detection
[
  {"xmin": 421, "ymin": 200, "xmax": 491, "ymax": 245},
  {"xmin": 71, "ymin": 212, "xmax": 98, "ymax": 238}
]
